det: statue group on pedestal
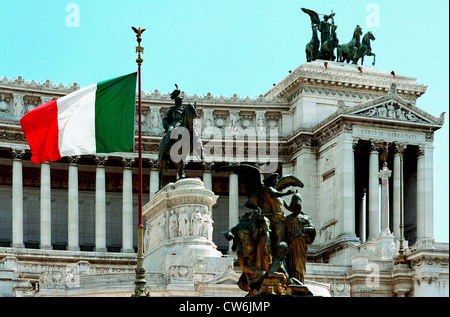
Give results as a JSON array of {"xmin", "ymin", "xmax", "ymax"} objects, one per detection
[
  {"xmin": 302, "ymin": 8, "xmax": 376, "ymax": 66},
  {"xmin": 218, "ymin": 164, "xmax": 316, "ymax": 297}
]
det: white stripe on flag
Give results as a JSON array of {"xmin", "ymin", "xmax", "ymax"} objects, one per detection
[{"xmin": 57, "ymin": 83, "xmax": 98, "ymax": 157}]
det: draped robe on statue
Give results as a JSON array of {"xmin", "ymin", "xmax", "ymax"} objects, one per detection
[{"xmin": 285, "ymin": 212, "xmax": 316, "ymax": 283}]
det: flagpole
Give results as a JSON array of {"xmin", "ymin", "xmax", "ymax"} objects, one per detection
[
  {"xmin": 395, "ymin": 149, "xmax": 407, "ymax": 265},
  {"xmin": 132, "ymin": 26, "xmax": 149, "ymax": 297}
]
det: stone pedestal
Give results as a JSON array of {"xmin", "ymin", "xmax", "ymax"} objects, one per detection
[{"xmin": 142, "ymin": 178, "xmax": 233, "ymax": 289}]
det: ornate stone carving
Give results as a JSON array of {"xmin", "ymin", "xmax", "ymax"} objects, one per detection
[
  {"xmin": 369, "ymin": 140, "xmax": 382, "ymax": 153},
  {"xmin": 360, "ymin": 101, "xmax": 427, "ymax": 123},
  {"xmin": 168, "ymin": 265, "xmax": 195, "ymax": 284},
  {"xmin": 201, "ymin": 161, "xmax": 214, "ymax": 170},
  {"xmin": 122, "ymin": 157, "xmax": 135, "ymax": 168},
  {"xmin": 202, "ymin": 109, "xmax": 215, "ymax": 131},
  {"xmin": 11, "ymin": 148, "xmax": 25, "ymax": 159},
  {"xmin": 67, "ymin": 156, "xmax": 80, "ymax": 164},
  {"xmin": 255, "ymin": 111, "xmax": 266, "ymax": 134},
  {"xmin": 214, "ymin": 114, "xmax": 227, "ymax": 129},
  {"xmin": 329, "ymin": 282, "xmax": 351, "ymax": 297},
  {"xmin": 415, "ymin": 275, "xmax": 439, "ymax": 285},
  {"xmin": 95, "ymin": 155, "xmax": 108, "ymax": 166},
  {"xmin": 417, "ymin": 145, "xmax": 425, "ymax": 157},
  {"xmin": 148, "ymin": 158, "xmax": 159, "ymax": 170},
  {"xmin": 394, "ymin": 143, "xmax": 407, "ymax": 155},
  {"xmin": 0, "ymin": 94, "xmax": 11, "ymax": 113},
  {"xmin": 410, "ymin": 256, "xmax": 449, "ymax": 268},
  {"xmin": 13, "ymin": 93, "xmax": 25, "ymax": 118},
  {"xmin": 229, "ymin": 110, "xmax": 241, "ymax": 132},
  {"xmin": 149, "ymin": 106, "xmax": 163, "ymax": 132}
]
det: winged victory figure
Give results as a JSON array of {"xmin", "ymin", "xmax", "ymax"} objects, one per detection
[{"xmin": 217, "ymin": 164, "xmax": 304, "ymax": 252}]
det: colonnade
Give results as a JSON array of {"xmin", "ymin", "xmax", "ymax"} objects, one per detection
[
  {"xmin": 360, "ymin": 140, "xmax": 434, "ymax": 243},
  {"xmin": 7, "ymin": 152, "xmax": 224, "ymax": 252},
  {"xmin": 6, "ymin": 137, "xmax": 434, "ymax": 252}
]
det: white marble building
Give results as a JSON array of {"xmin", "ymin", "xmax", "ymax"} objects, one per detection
[{"xmin": 0, "ymin": 61, "xmax": 448, "ymax": 297}]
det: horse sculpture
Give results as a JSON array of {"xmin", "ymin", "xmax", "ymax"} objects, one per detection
[
  {"xmin": 305, "ymin": 24, "xmax": 320, "ymax": 62},
  {"xmin": 337, "ymin": 24, "xmax": 362, "ymax": 63},
  {"xmin": 158, "ymin": 102, "xmax": 204, "ymax": 189},
  {"xmin": 351, "ymin": 31, "xmax": 376, "ymax": 66},
  {"xmin": 320, "ymin": 24, "xmax": 339, "ymax": 61}
]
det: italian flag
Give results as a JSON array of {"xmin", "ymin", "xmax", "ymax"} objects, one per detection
[{"xmin": 20, "ymin": 73, "xmax": 137, "ymax": 164}]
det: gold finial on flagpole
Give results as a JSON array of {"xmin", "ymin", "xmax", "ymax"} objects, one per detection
[{"xmin": 132, "ymin": 27, "xmax": 145, "ymax": 65}]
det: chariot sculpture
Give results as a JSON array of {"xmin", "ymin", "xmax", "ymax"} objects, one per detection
[{"xmin": 302, "ymin": 8, "xmax": 376, "ymax": 66}]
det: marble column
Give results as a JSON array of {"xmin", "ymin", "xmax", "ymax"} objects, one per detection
[
  {"xmin": 148, "ymin": 159, "xmax": 159, "ymax": 201},
  {"xmin": 228, "ymin": 172, "xmax": 239, "ymax": 253},
  {"xmin": 416, "ymin": 145, "xmax": 434, "ymax": 241},
  {"xmin": 358, "ymin": 187, "xmax": 367, "ymax": 243},
  {"xmin": 202, "ymin": 162, "xmax": 214, "ymax": 191},
  {"xmin": 379, "ymin": 163, "xmax": 392, "ymax": 233},
  {"xmin": 67, "ymin": 156, "xmax": 80, "ymax": 251},
  {"xmin": 368, "ymin": 141, "xmax": 380, "ymax": 239},
  {"xmin": 95, "ymin": 156, "xmax": 108, "ymax": 252},
  {"xmin": 122, "ymin": 157, "xmax": 135, "ymax": 253},
  {"xmin": 11, "ymin": 149, "xmax": 25, "ymax": 248},
  {"xmin": 40, "ymin": 161, "xmax": 52, "ymax": 249},
  {"xmin": 393, "ymin": 143, "xmax": 406, "ymax": 240},
  {"xmin": 339, "ymin": 135, "xmax": 356, "ymax": 238}
]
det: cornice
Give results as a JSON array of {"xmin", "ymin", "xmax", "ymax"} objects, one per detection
[
  {"xmin": 264, "ymin": 61, "xmax": 428, "ymax": 102},
  {"xmin": 0, "ymin": 75, "xmax": 287, "ymax": 109}
]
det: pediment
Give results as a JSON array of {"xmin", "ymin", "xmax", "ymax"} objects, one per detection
[{"xmin": 346, "ymin": 93, "xmax": 445, "ymax": 126}]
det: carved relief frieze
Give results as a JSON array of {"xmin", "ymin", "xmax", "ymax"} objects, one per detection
[
  {"xmin": 415, "ymin": 275, "xmax": 439, "ymax": 286},
  {"xmin": 358, "ymin": 101, "xmax": 428, "ymax": 123},
  {"xmin": 289, "ymin": 85, "xmax": 376, "ymax": 104},
  {"xmin": 329, "ymin": 282, "xmax": 351, "ymax": 297},
  {"xmin": 0, "ymin": 93, "xmax": 12, "ymax": 113},
  {"xmin": 167, "ymin": 265, "xmax": 195, "ymax": 284},
  {"xmin": 410, "ymin": 256, "xmax": 449, "ymax": 268},
  {"xmin": 144, "ymin": 205, "xmax": 214, "ymax": 253}
]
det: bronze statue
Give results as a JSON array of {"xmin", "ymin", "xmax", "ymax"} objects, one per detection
[
  {"xmin": 302, "ymin": 9, "xmax": 377, "ymax": 66},
  {"xmin": 284, "ymin": 192, "xmax": 316, "ymax": 285},
  {"xmin": 351, "ymin": 31, "xmax": 376, "ymax": 66},
  {"xmin": 337, "ymin": 24, "xmax": 363, "ymax": 63},
  {"xmin": 321, "ymin": 24, "xmax": 339, "ymax": 61},
  {"xmin": 158, "ymin": 85, "xmax": 203, "ymax": 189},
  {"xmin": 305, "ymin": 24, "xmax": 320, "ymax": 62},
  {"xmin": 223, "ymin": 208, "xmax": 272, "ymax": 292},
  {"xmin": 302, "ymin": 8, "xmax": 338, "ymax": 62},
  {"xmin": 219, "ymin": 164, "xmax": 314, "ymax": 296}
]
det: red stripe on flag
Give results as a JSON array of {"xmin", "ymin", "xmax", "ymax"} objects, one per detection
[{"xmin": 20, "ymin": 99, "xmax": 61, "ymax": 164}]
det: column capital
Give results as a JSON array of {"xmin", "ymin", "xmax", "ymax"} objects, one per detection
[
  {"xmin": 11, "ymin": 148, "xmax": 25, "ymax": 160},
  {"xmin": 95, "ymin": 155, "xmax": 108, "ymax": 166},
  {"xmin": 369, "ymin": 140, "xmax": 383, "ymax": 153},
  {"xmin": 67, "ymin": 155, "xmax": 80, "ymax": 165},
  {"xmin": 352, "ymin": 138, "xmax": 359, "ymax": 151},
  {"xmin": 394, "ymin": 143, "xmax": 407, "ymax": 156},
  {"xmin": 417, "ymin": 145, "xmax": 425, "ymax": 158},
  {"xmin": 201, "ymin": 161, "xmax": 214, "ymax": 170},
  {"xmin": 379, "ymin": 166, "xmax": 392, "ymax": 180},
  {"xmin": 122, "ymin": 157, "xmax": 135, "ymax": 168},
  {"xmin": 342, "ymin": 122, "xmax": 353, "ymax": 132},
  {"xmin": 148, "ymin": 158, "xmax": 159, "ymax": 170}
]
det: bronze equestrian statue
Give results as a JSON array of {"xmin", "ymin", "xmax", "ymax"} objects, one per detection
[{"xmin": 158, "ymin": 85, "xmax": 203, "ymax": 189}]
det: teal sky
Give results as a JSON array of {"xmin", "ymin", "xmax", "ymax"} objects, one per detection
[{"xmin": 0, "ymin": 0, "xmax": 448, "ymax": 243}]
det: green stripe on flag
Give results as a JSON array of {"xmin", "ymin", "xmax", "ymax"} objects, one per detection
[{"xmin": 95, "ymin": 73, "xmax": 137, "ymax": 153}]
